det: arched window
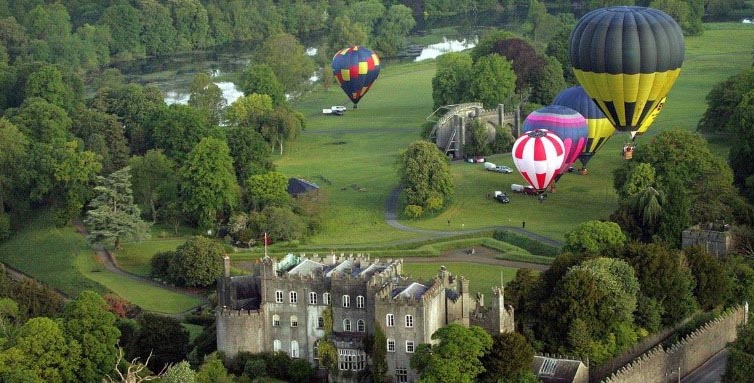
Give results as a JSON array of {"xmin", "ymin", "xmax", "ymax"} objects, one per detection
[
  {"xmin": 356, "ymin": 295, "xmax": 365, "ymax": 308},
  {"xmin": 272, "ymin": 314, "xmax": 280, "ymax": 327},
  {"xmin": 343, "ymin": 318, "xmax": 352, "ymax": 332},
  {"xmin": 342, "ymin": 295, "xmax": 350, "ymax": 308},
  {"xmin": 386, "ymin": 314, "xmax": 395, "ymax": 327},
  {"xmin": 357, "ymin": 319, "xmax": 365, "ymax": 332},
  {"xmin": 323, "ymin": 292, "xmax": 331, "ymax": 305},
  {"xmin": 309, "ymin": 292, "xmax": 317, "ymax": 305},
  {"xmin": 290, "ymin": 315, "xmax": 298, "ymax": 327},
  {"xmin": 291, "ymin": 340, "xmax": 299, "ymax": 358},
  {"xmin": 273, "ymin": 339, "xmax": 281, "ymax": 352}
]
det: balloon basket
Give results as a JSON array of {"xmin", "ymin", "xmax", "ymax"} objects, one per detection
[
  {"xmin": 622, "ymin": 143, "xmax": 634, "ymax": 160},
  {"xmin": 579, "ymin": 168, "xmax": 589, "ymax": 175}
]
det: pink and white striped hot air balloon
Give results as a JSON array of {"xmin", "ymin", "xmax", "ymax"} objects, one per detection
[{"xmin": 511, "ymin": 129, "xmax": 565, "ymax": 193}]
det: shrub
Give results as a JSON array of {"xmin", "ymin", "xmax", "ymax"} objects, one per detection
[
  {"xmin": 150, "ymin": 251, "xmax": 175, "ymax": 280},
  {"xmin": 404, "ymin": 205, "xmax": 424, "ymax": 218}
]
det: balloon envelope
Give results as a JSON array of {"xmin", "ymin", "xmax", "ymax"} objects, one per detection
[
  {"xmin": 512, "ymin": 129, "xmax": 565, "ymax": 192},
  {"xmin": 569, "ymin": 6, "xmax": 684, "ymax": 133},
  {"xmin": 331, "ymin": 46, "xmax": 380, "ymax": 106},
  {"xmin": 521, "ymin": 105, "xmax": 588, "ymax": 177},
  {"xmin": 552, "ymin": 86, "xmax": 615, "ymax": 168},
  {"xmin": 631, "ymin": 97, "xmax": 666, "ymax": 139}
]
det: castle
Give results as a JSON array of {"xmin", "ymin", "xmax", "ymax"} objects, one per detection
[{"xmin": 216, "ymin": 253, "xmax": 515, "ymax": 382}]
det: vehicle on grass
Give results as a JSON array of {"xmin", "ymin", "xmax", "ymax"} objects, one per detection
[
  {"xmin": 523, "ymin": 186, "xmax": 538, "ymax": 195},
  {"xmin": 322, "ymin": 106, "xmax": 347, "ymax": 115},
  {"xmin": 489, "ymin": 165, "xmax": 513, "ymax": 174},
  {"xmin": 493, "ymin": 191, "xmax": 510, "ymax": 203},
  {"xmin": 484, "ymin": 162, "xmax": 496, "ymax": 170},
  {"xmin": 466, "ymin": 156, "xmax": 486, "ymax": 163}
]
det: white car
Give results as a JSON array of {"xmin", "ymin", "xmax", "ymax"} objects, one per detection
[
  {"xmin": 488, "ymin": 165, "xmax": 513, "ymax": 173},
  {"xmin": 331, "ymin": 106, "xmax": 347, "ymax": 112}
]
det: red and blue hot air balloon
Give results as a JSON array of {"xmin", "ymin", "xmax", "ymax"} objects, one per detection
[
  {"xmin": 553, "ymin": 86, "xmax": 616, "ymax": 171},
  {"xmin": 331, "ymin": 46, "xmax": 380, "ymax": 108},
  {"xmin": 512, "ymin": 129, "xmax": 565, "ymax": 194},
  {"xmin": 521, "ymin": 105, "xmax": 588, "ymax": 181}
]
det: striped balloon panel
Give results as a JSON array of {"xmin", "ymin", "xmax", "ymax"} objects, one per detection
[
  {"xmin": 512, "ymin": 129, "xmax": 565, "ymax": 192},
  {"xmin": 521, "ymin": 105, "xmax": 588, "ymax": 175},
  {"xmin": 632, "ymin": 97, "xmax": 666, "ymax": 139},
  {"xmin": 552, "ymin": 86, "xmax": 616, "ymax": 167},
  {"xmin": 331, "ymin": 46, "xmax": 380, "ymax": 105}
]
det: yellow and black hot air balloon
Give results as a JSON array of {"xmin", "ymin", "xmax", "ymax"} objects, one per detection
[{"xmin": 569, "ymin": 6, "xmax": 684, "ymax": 135}]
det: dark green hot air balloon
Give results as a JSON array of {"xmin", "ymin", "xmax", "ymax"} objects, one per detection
[{"xmin": 569, "ymin": 6, "xmax": 684, "ymax": 134}]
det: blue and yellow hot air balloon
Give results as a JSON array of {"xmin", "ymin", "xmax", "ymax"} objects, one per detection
[
  {"xmin": 553, "ymin": 86, "xmax": 616, "ymax": 170},
  {"xmin": 569, "ymin": 6, "xmax": 684, "ymax": 135},
  {"xmin": 331, "ymin": 46, "xmax": 380, "ymax": 108}
]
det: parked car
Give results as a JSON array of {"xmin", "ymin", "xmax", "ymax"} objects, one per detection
[
  {"xmin": 489, "ymin": 165, "xmax": 513, "ymax": 174},
  {"xmin": 466, "ymin": 156, "xmax": 486, "ymax": 163},
  {"xmin": 523, "ymin": 186, "xmax": 538, "ymax": 195},
  {"xmin": 495, "ymin": 193, "xmax": 510, "ymax": 204}
]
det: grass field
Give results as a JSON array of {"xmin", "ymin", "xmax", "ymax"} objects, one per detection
[
  {"xmin": 282, "ymin": 23, "xmax": 754, "ymax": 244},
  {"xmin": 401, "ymin": 262, "xmax": 521, "ymax": 296},
  {"xmin": 115, "ymin": 239, "xmax": 187, "ymax": 277}
]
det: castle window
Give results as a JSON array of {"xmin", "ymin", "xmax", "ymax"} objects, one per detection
[
  {"xmin": 309, "ymin": 292, "xmax": 317, "ymax": 305},
  {"xmin": 396, "ymin": 367, "xmax": 408, "ymax": 382},
  {"xmin": 290, "ymin": 315, "xmax": 298, "ymax": 327},
  {"xmin": 356, "ymin": 295, "xmax": 365, "ymax": 308},
  {"xmin": 405, "ymin": 315, "xmax": 413, "ymax": 328},
  {"xmin": 323, "ymin": 293, "xmax": 330, "ymax": 305},
  {"xmin": 357, "ymin": 319, "xmax": 365, "ymax": 332},
  {"xmin": 387, "ymin": 339, "xmax": 395, "ymax": 352},
  {"xmin": 273, "ymin": 339, "xmax": 281, "ymax": 352},
  {"xmin": 342, "ymin": 295, "xmax": 350, "ymax": 308},
  {"xmin": 272, "ymin": 314, "xmax": 280, "ymax": 327},
  {"xmin": 406, "ymin": 341, "xmax": 415, "ymax": 353},
  {"xmin": 338, "ymin": 349, "xmax": 366, "ymax": 371},
  {"xmin": 313, "ymin": 340, "xmax": 320, "ymax": 360},
  {"xmin": 317, "ymin": 316, "xmax": 325, "ymax": 329},
  {"xmin": 386, "ymin": 314, "xmax": 395, "ymax": 327},
  {"xmin": 291, "ymin": 340, "xmax": 299, "ymax": 358},
  {"xmin": 343, "ymin": 319, "xmax": 352, "ymax": 332},
  {"xmin": 289, "ymin": 291, "xmax": 297, "ymax": 303},
  {"xmin": 275, "ymin": 290, "xmax": 284, "ymax": 303}
]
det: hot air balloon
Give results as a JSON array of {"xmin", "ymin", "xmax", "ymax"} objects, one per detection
[
  {"xmin": 631, "ymin": 97, "xmax": 666, "ymax": 139},
  {"xmin": 521, "ymin": 105, "xmax": 588, "ymax": 180},
  {"xmin": 569, "ymin": 6, "xmax": 684, "ymax": 135},
  {"xmin": 553, "ymin": 86, "xmax": 616, "ymax": 170},
  {"xmin": 511, "ymin": 129, "xmax": 565, "ymax": 194},
  {"xmin": 331, "ymin": 46, "xmax": 380, "ymax": 108}
]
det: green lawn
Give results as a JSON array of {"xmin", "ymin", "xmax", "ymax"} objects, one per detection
[
  {"xmin": 283, "ymin": 23, "xmax": 754, "ymax": 243},
  {"xmin": 114, "ymin": 239, "xmax": 187, "ymax": 277},
  {"xmin": 401, "ymin": 262, "xmax": 521, "ymax": 297}
]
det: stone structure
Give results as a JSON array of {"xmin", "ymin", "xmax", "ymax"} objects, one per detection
[
  {"xmin": 681, "ymin": 223, "xmax": 733, "ymax": 256},
  {"xmin": 600, "ymin": 304, "xmax": 748, "ymax": 383},
  {"xmin": 216, "ymin": 253, "xmax": 514, "ymax": 382},
  {"xmin": 427, "ymin": 103, "xmax": 519, "ymax": 159},
  {"xmin": 532, "ymin": 355, "xmax": 589, "ymax": 383}
]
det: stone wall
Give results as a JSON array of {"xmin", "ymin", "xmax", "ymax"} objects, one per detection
[
  {"xmin": 681, "ymin": 226, "xmax": 732, "ymax": 256},
  {"xmin": 216, "ymin": 308, "xmax": 265, "ymax": 358},
  {"xmin": 600, "ymin": 305, "xmax": 748, "ymax": 383}
]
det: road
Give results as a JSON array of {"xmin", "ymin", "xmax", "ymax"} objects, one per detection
[{"xmin": 681, "ymin": 349, "xmax": 729, "ymax": 383}]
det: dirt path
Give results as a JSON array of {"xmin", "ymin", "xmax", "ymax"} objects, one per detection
[{"xmin": 73, "ymin": 220, "xmax": 207, "ymax": 317}]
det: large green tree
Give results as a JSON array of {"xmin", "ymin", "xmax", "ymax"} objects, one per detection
[
  {"xmin": 240, "ymin": 64, "xmax": 285, "ymax": 106},
  {"xmin": 469, "ymin": 54, "xmax": 517, "ymax": 109},
  {"xmin": 84, "ymin": 166, "xmax": 150, "ymax": 249},
  {"xmin": 147, "ymin": 104, "xmax": 217, "ymax": 163},
  {"xmin": 479, "ymin": 332, "xmax": 536, "ymax": 383},
  {"xmin": 246, "ymin": 171, "xmax": 290, "ymax": 211},
  {"xmin": 431, "ymin": 52, "xmax": 473, "ymax": 109},
  {"xmin": 728, "ymin": 89, "xmax": 754, "ymax": 202},
  {"xmin": 188, "ymin": 73, "xmax": 225, "ymax": 126},
  {"xmin": 563, "ymin": 220, "xmax": 627, "ymax": 254},
  {"xmin": 398, "ymin": 140, "xmax": 454, "ymax": 212},
  {"xmin": 125, "ymin": 313, "xmax": 189, "ymax": 373},
  {"xmin": 168, "ymin": 236, "xmax": 224, "ymax": 287},
  {"xmin": 723, "ymin": 319, "xmax": 754, "ymax": 383},
  {"xmin": 256, "ymin": 33, "xmax": 315, "ymax": 94},
  {"xmin": 70, "ymin": 107, "xmax": 129, "ymax": 174},
  {"xmin": 372, "ymin": 4, "xmax": 415, "ymax": 57},
  {"xmin": 226, "ymin": 127, "xmax": 274, "ymax": 184},
  {"xmin": 0, "ymin": 317, "xmax": 80, "ymax": 382},
  {"xmin": 179, "ymin": 137, "xmax": 240, "ymax": 230},
  {"xmin": 129, "ymin": 149, "xmax": 178, "ymax": 223},
  {"xmin": 411, "ymin": 324, "xmax": 492, "ymax": 383},
  {"xmin": 698, "ymin": 68, "xmax": 754, "ymax": 134}
]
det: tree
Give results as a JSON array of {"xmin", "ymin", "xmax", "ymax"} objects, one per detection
[
  {"xmin": 249, "ymin": 206, "xmax": 306, "ymax": 242},
  {"xmin": 479, "ymin": 332, "xmax": 535, "ymax": 383},
  {"xmin": 411, "ymin": 324, "xmax": 492, "ymax": 383},
  {"xmin": 256, "ymin": 33, "xmax": 315, "ymax": 94},
  {"xmin": 240, "ymin": 64, "xmax": 285, "ymax": 106},
  {"xmin": 0, "ymin": 118, "xmax": 28, "ymax": 216},
  {"xmin": 398, "ymin": 140, "xmax": 454, "ymax": 212},
  {"xmin": 129, "ymin": 150, "xmax": 178, "ymax": 223},
  {"xmin": 262, "ymin": 105, "xmax": 305, "ymax": 155},
  {"xmin": 24, "ymin": 64, "xmax": 76, "ymax": 113},
  {"xmin": 98, "ymin": 4, "xmax": 145, "ymax": 59},
  {"xmin": 147, "ymin": 104, "xmax": 216, "ymax": 163},
  {"xmin": 225, "ymin": 93, "xmax": 273, "ymax": 129},
  {"xmin": 431, "ymin": 52, "xmax": 473, "ymax": 109},
  {"xmin": 61, "ymin": 291, "xmax": 121, "ymax": 383},
  {"xmin": 326, "ymin": 15, "xmax": 367, "ymax": 55},
  {"xmin": 196, "ymin": 353, "xmax": 233, "ymax": 383},
  {"xmin": 84, "ymin": 167, "xmax": 150, "ymax": 249},
  {"xmin": 167, "ymin": 236, "xmax": 224, "ymax": 287},
  {"xmin": 723, "ymin": 319, "xmax": 754, "ymax": 383},
  {"xmin": 346, "ymin": 0, "xmax": 385, "ymax": 36},
  {"xmin": 226, "ymin": 127, "xmax": 274, "ymax": 184},
  {"xmin": 0, "ymin": 317, "xmax": 80, "ymax": 382},
  {"xmin": 563, "ymin": 220, "xmax": 627, "ymax": 254},
  {"xmin": 469, "ymin": 54, "xmax": 517, "ymax": 109},
  {"xmin": 684, "ymin": 246, "xmax": 731, "ymax": 310},
  {"xmin": 729, "ymin": 89, "xmax": 754, "ymax": 202},
  {"xmin": 546, "ymin": 26, "xmax": 577, "ymax": 85},
  {"xmin": 188, "ymin": 73, "xmax": 225, "ymax": 126},
  {"xmin": 126, "ymin": 313, "xmax": 189, "ymax": 373},
  {"xmin": 698, "ymin": 68, "xmax": 754, "ymax": 134},
  {"xmin": 137, "ymin": 0, "xmax": 177, "ymax": 56},
  {"xmin": 651, "ymin": 0, "xmax": 701, "ymax": 36},
  {"xmin": 372, "ymin": 325, "xmax": 388, "ymax": 383},
  {"xmin": 246, "ymin": 171, "xmax": 291, "ymax": 211},
  {"xmin": 169, "ymin": 0, "xmax": 211, "ymax": 50},
  {"xmin": 372, "ymin": 4, "xmax": 416, "ymax": 57},
  {"xmin": 70, "ymin": 107, "xmax": 130, "ymax": 174},
  {"xmin": 179, "ymin": 137, "xmax": 240, "ymax": 230},
  {"xmin": 160, "ymin": 360, "xmax": 196, "ymax": 383},
  {"xmin": 463, "ymin": 119, "xmax": 492, "ymax": 157},
  {"xmin": 615, "ymin": 242, "xmax": 697, "ymax": 326}
]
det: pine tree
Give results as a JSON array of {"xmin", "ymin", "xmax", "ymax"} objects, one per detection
[{"xmin": 84, "ymin": 166, "xmax": 150, "ymax": 248}]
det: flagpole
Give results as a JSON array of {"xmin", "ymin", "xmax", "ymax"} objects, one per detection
[{"xmin": 264, "ymin": 232, "xmax": 268, "ymax": 258}]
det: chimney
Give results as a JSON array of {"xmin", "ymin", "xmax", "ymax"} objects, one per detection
[{"xmin": 223, "ymin": 255, "xmax": 230, "ymax": 278}]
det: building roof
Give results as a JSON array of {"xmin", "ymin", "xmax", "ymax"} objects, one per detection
[
  {"xmin": 532, "ymin": 356, "xmax": 586, "ymax": 383},
  {"xmin": 359, "ymin": 263, "xmax": 387, "ymax": 278},
  {"xmin": 287, "ymin": 178, "xmax": 319, "ymax": 195},
  {"xmin": 287, "ymin": 259, "xmax": 325, "ymax": 276},
  {"xmin": 393, "ymin": 282, "xmax": 429, "ymax": 300}
]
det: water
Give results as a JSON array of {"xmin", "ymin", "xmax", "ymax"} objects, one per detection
[{"xmin": 414, "ymin": 37, "xmax": 477, "ymax": 62}]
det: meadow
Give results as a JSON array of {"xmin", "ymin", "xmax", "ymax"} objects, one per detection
[
  {"xmin": 401, "ymin": 262, "xmax": 520, "ymax": 297},
  {"xmin": 283, "ymin": 22, "xmax": 754, "ymax": 244}
]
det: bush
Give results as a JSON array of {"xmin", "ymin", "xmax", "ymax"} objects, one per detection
[
  {"xmin": 167, "ymin": 236, "xmax": 225, "ymax": 287},
  {"xmin": 150, "ymin": 251, "xmax": 175, "ymax": 280},
  {"xmin": 425, "ymin": 195, "xmax": 444, "ymax": 212},
  {"xmin": 404, "ymin": 205, "xmax": 424, "ymax": 218},
  {"xmin": 0, "ymin": 213, "xmax": 10, "ymax": 241}
]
